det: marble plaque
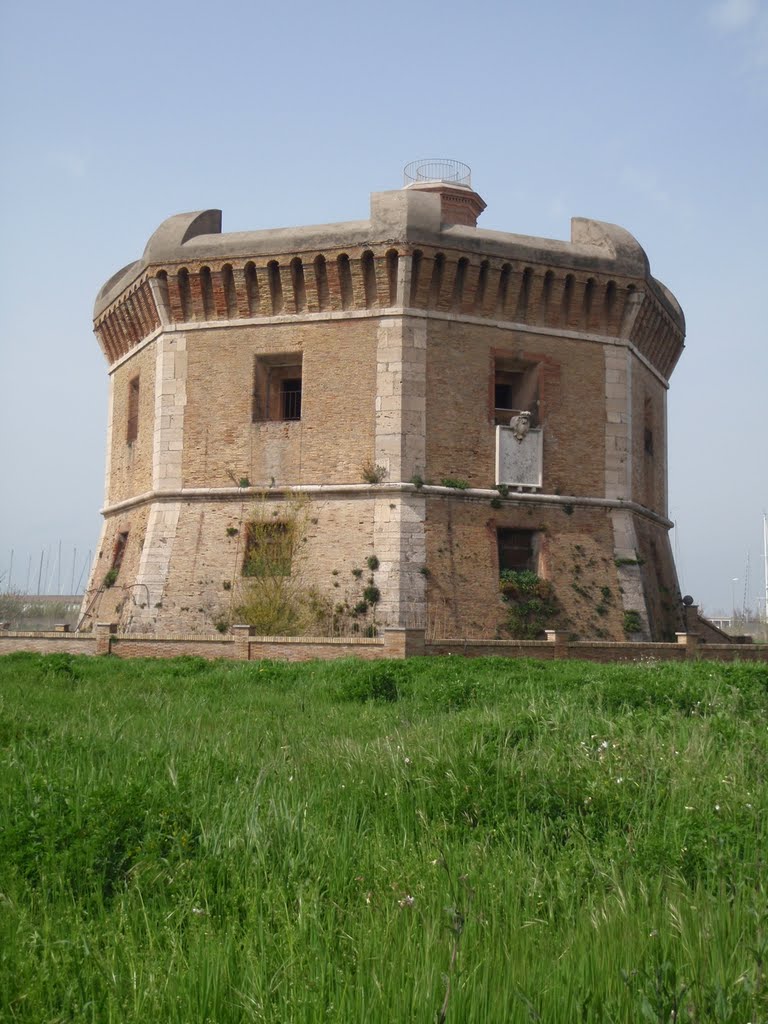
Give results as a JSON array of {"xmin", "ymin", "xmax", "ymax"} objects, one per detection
[{"xmin": 495, "ymin": 426, "xmax": 543, "ymax": 489}]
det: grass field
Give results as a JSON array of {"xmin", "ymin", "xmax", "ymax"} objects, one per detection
[{"xmin": 1, "ymin": 652, "xmax": 767, "ymax": 1023}]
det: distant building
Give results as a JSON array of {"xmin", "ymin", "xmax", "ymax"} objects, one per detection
[
  {"xmin": 709, "ymin": 616, "xmax": 733, "ymax": 631},
  {"xmin": 82, "ymin": 160, "xmax": 686, "ymax": 640}
]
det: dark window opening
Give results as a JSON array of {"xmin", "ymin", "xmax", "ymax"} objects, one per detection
[
  {"xmin": 112, "ymin": 531, "xmax": 129, "ymax": 575},
  {"xmin": 497, "ymin": 529, "xmax": 537, "ymax": 574},
  {"xmin": 242, "ymin": 521, "xmax": 293, "ymax": 577},
  {"xmin": 127, "ymin": 376, "xmax": 140, "ymax": 442},
  {"xmin": 281, "ymin": 378, "xmax": 302, "ymax": 420},
  {"xmin": 386, "ymin": 250, "xmax": 399, "ymax": 305},
  {"xmin": 252, "ymin": 354, "xmax": 303, "ymax": 423},
  {"xmin": 643, "ymin": 396, "xmax": 654, "ymax": 455},
  {"xmin": 494, "ymin": 358, "xmax": 539, "ymax": 426}
]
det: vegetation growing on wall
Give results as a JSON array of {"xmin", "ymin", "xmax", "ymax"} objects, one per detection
[
  {"xmin": 223, "ymin": 495, "xmax": 315, "ymax": 635},
  {"xmin": 215, "ymin": 493, "xmax": 383, "ymax": 637},
  {"xmin": 499, "ymin": 569, "xmax": 559, "ymax": 639}
]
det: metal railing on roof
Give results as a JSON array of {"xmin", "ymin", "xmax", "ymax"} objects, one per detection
[{"xmin": 403, "ymin": 158, "xmax": 472, "ymax": 188}]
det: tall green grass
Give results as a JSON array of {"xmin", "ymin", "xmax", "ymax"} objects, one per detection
[{"xmin": 1, "ymin": 653, "xmax": 766, "ymax": 1022}]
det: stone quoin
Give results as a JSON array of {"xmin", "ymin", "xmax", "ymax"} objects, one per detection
[{"xmin": 81, "ymin": 161, "xmax": 686, "ymax": 641}]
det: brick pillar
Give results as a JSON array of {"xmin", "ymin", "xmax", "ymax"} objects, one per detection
[
  {"xmin": 383, "ymin": 628, "xmax": 425, "ymax": 659},
  {"xmin": 683, "ymin": 604, "xmax": 700, "ymax": 633},
  {"xmin": 231, "ymin": 624, "xmax": 254, "ymax": 661},
  {"xmin": 95, "ymin": 622, "xmax": 117, "ymax": 656},
  {"xmin": 545, "ymin": 630, "xmax": 569, "ymax": 659},
  {"xmin": 676, "ymin": 631, "xmax": 700, "ymax": 659}
]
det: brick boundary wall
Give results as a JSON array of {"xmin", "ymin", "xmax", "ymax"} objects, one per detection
[{"xmin": 1, "ymin": 626, "xmax": 767, "ymax": 664}]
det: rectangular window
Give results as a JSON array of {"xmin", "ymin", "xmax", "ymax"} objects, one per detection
[
  {"xmin": 493, "ymin": 358, "xmax": 538, "ymax": 426},
  {"xmin": 112, "ymin": 536, "xmax": 128, "ymax": 577},
  {"xmin": 497, "ymin": 529, "xmax": 537, "ymax": 574},
  {"xmin": 252, "ymin": 354, "xmax": 303, "ymax": 422},
  {"xmin": 242, "ymin": 521, "xmax": 294, "ymax": 577},
  {"xmin": 127, "ymin": 376, "xmax": 140, "ymax": 442},
  {"xmin": 643, "ymin": 396, "xmax": 654, "ymax": 455}
]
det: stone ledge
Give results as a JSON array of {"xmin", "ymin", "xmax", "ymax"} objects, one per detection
[{"xmin": 101, "ymin": 485, "xmax": 673, "ymax": 528}]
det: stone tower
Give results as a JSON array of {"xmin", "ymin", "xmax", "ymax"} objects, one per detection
[{"xmin": 82, "ymin": 160, "xmax": 686, "ymax": 641}]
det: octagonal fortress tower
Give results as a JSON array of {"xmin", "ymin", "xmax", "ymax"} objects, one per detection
[{"xmin": 82, "ymin": 161, "xmax": 686, "ymax": 641}]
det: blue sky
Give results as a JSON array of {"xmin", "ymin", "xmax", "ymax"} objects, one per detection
[{"xmin": 1, "ymin": 0, "xmax": 766, "ymax": 614}]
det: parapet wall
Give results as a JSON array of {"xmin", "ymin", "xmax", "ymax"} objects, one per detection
[{"xmin": 2, "ymin": 627, "xmax": 766, "ymax": 664}]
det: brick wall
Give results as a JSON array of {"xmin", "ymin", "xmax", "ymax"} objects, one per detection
[
  {"xmin": 424, "ymin": 496, "xmax": 630, "ymax": 640},
  {"xmin": 182, "ymin": 320, "xmax": 378, "ymax": 490},
  {"xmin": 0, "ymin": 634, "xmax": 98, "ymax": 656},
  {"xmin": 2, "ymin": 628, "xmax": 766, "ymax": 663},
  {"xmin": 631, "ymin": 359, "xmax": 667, "ymax": 515},
  {"xmin": 424, "ymin": 320, "xmax": 605, "ymax": 497},
  {"xmin": 81, "ymin": 503, "xmax": 152, "ymax": 626},
  {"xmin": 108, "ymin": 344, "xmax": 156, "ymax": 504}
]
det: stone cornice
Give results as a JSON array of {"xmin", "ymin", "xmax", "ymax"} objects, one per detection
[
  {"xmin": 101, "ymin": 483, "xmax": 673, "ymax": 529},
  {"xmin": 106, "ymin": 308, "xmax": 673, "ymax": 388}
]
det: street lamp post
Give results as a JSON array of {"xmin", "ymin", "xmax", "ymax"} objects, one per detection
[{"xmin": 731, "ymin": 577, "xmax": 739, "ymax": 622}]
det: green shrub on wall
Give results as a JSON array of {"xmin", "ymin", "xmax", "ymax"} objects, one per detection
[{"xmin": 499, "ymin": 570, "xmax": 560, "ymax": 640}]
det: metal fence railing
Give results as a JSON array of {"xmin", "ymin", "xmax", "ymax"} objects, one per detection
[{"xmin": 403, "ymin": 158, "xmax": 472, "ymax": 188}]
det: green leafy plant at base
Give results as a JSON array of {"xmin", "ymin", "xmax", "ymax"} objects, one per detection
[
  {"xmin": 499, "ymin": 569, "xmax": 559, "ymax": 639},
  {"xmin": 441, "ymin": 478, "xmax": 470, "ymax": 490},
  {"xmin": 624, "ymin": 609, "xmax": 643, "ymax": 634}
]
